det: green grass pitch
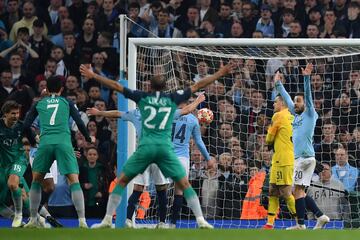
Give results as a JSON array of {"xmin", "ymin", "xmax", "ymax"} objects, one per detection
[{"xmin": 1, "ymin": 229, "xmax": 359, "ymax": 240}]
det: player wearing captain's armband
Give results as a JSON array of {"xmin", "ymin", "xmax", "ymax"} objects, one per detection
[
  {"xmin": 263, "ymin": 95, "xmax": 296, "ymax": 229},
  {"xmin": 275, "ymin": 63, "xmax": 330, "ymax": 230}
]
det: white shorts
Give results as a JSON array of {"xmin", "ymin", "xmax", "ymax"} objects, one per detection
[
  {"xmin": 132, "ymin": 163, "xmax": 169, "ymax": 186},
  {"xmin": 293, "ymin": 157, "xmax": 316, "ymax": 187},
  {"xmin": 178, "ymin": 157, "xmax": 190, "ymax": 177},
  {"xmin": 29, "ymin": 148, "xmax": 58, "ymax": 184}
]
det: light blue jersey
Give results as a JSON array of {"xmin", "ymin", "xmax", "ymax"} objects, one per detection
[
  {"xmin": 121, "ymin": 109, "xmax": 142, "ymax": 138},
  {"xmin": 172, "ymin": 112, "xmax": 210, "ymax": 161},
  {"xmin": 122, "ymin": 109, "xmax": 210, "ymax": 161},
  {"xmin": 276, "ymin": 75, "xmax": 318, "ymax": 159}
]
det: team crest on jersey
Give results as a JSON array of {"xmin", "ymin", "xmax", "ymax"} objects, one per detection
[{"xmin": 176, "ymin": 90, "xmax": 184, "ymax": 95}]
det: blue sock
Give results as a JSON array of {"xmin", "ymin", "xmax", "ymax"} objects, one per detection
[
  {"xmin": 157, "ymin": 190, "xmax": 167, "ymax": 223},
  {"xmin": 127, "ymin": 190, "xmax": 142, "ymax": 219},
  {"xmin": 295, "ymin": 198, "xmax": 305, "ymax": 225},
  {"xmin": 305, "ymin": 195, "xmax": 323, "ymax": 218},
  {"xmin": 171, "ymin": 195, "xmax": 183, "ymax": 225}
]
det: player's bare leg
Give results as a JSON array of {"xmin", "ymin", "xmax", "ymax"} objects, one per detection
[
  {"xmin": 66, "ymin": 173, "xmax": 87, "ymax": 228},
  {"xmin": 175, "ymin": 177, "xmax": 213, "ymax": 229},
  {"xmin": 8, "ymin": 174, "xmax": 23, "ymax": 227},
  {"xmin": 91, "ymin": 173, "xmax": 131, "ymax": 229},
  {"xmin": 24, "ymin": 172, "xmax": 45, "ymax": 228},
  {"xmin": 263, "ymin": 184, "xmax": 280, "ymax": 229}
]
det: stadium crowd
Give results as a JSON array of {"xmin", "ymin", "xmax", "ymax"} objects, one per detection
[{"xmin": 0, "ymin": 0, "xmax": 359, "ymax": 224}]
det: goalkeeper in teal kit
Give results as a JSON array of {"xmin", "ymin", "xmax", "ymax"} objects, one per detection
[{"xmin": 80, "ymin": 62, "xmax": 234, "ymax": 229}]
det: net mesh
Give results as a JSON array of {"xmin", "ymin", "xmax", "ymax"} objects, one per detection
[{"xmin": 130, "ymin": 43, "xmax": 360, "ymax": 229}]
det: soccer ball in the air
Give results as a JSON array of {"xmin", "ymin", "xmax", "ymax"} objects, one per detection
[{"xmin": 197, "ymin": 108, "xmax": 214, "ymax": 125}]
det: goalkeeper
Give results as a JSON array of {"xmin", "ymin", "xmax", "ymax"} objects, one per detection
[
  {"xmin": 263, "ymin": 95, "xmax": 296, "ymax": 229},
  {"xmin": 275, "ymin": 63, "xmax": 329, "ymax": 229}
]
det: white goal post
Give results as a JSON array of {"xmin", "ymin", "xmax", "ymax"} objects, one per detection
[{"xmin": 122, "ymin": 37, "xmax": 360, "ymax": 229}]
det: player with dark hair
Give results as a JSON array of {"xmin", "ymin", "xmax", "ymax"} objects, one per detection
[
  {"xmin": 23, "ymin": 76, "xmax": 94, "ymax": 228},
  {"xmin": 80, "ymin": 61, "xmax": 233, "ymax": 229}
]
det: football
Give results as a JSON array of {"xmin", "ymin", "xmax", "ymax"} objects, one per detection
[{"xmin": 197, "ymin": 108, "xmax": 214, "ymax": 125}]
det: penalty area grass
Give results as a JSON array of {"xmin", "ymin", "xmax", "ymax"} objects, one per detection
[{"xmin": 1, "ymin": 228, "xmax": 359, "ymax": 240}]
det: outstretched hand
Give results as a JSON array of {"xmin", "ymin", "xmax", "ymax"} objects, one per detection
[
  {"xmin": 274, "ymin": 71, "xmax": 282, "ymax": 83},
  {"xmin": 301, "ymin": 63, "xmax": 313, "ymax": 76},
  {"xmin": 195, "ymin": 93, "xmax": 206, "ymax": 103},
  {"xmin": 80, "ymin": 64, "xmax": 95, "ymax": 79},
  {"xmin": 86, "ymin": 107, "xmax": 100, "ymax": 116},
  {"xmin": 218, "ymin": 60, "xmax": 236, "ymax": 76}
]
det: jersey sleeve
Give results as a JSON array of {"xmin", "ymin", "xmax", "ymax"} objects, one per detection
[
  {"xmin": 123, "ymin": 87, "xmax": 144, "ymax": 103},
  {"xmin": 192, "ymin": 121, "xmax": 211, "ymax": 161},
  {"xmin": 173, "ymin": 109, "xmax": 182, "ymax": 120},
  {"xmin": 303, "ymin": 75, "xmax": 317, "ymax": 117},
  {"xmin": 121, "ymin": 110, "xmax": 137, "ymax": 123},
  {"xmin": 275, "ymin": 81, "xmax": 295, "ymax": 115},
  {"xmin": 68, "ymin": 100, "xmax": 92, "ymax": 143},
  {"xmin": 171, "ymin": 88, "xmax": 192, "ymax": 105},
  {"xmin": 267, "ymin": 112, "xmax": 281, "ymax": 137},
  {"xmin": 22, "ymin": 102, "xmax": 39, "ymax": 144}
]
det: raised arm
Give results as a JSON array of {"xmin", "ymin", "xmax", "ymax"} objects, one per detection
[
  {"xmin": 80, "ymin": 64, "xmax": 124, "ymax": 93},
  {"xmin": 179, "ymin": 93, "xmax": 205, "ymax": 115},
  {"xmin": 192, "ymin": 122, "xmax": 211, "ymax": 161},
  {"xmin": 302, "ymin": 63, "xmax": 316, "ymax": 116},
  {"xmin": 69, "ymin": 101, "xmax": 92, "ymax": 143},
  {"xmin": 86, "ymin": 107, "xmax": 122, "ymax": 118},
  {"xmin": 274, "ymin": 72, "xmax": 295, "ymax": 114},
  {"xmin": 190, "ymin": 62, "xmax": 234, "ymax": 93},
  {"xmin": 22, "ymin": 103, "xmax": 39, "ymax": 146}
]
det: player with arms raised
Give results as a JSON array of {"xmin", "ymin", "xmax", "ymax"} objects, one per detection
[
  {"xmin": 263, "ymin": 95, "xmax": 296, "ymax": 229},
  {"xmin": 80, "ymin": 62, "xmax": 233, "ymax": 229},
  {"xmin": 275, "ymin": 63, "xmax": 329, "ymax": 229},
  {"xmin": 23, "ymin": 76, "xmax": 93, "ymax": 228}
]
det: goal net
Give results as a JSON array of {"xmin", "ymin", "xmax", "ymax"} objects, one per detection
[{"xmin": 126, "ymin": 38, "xmax": 360, "ymax": 229}]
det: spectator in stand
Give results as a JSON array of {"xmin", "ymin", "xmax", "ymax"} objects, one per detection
[
  {"xmin": 50, "ymin": 45, "xmax": 68, "ymax": 77},
  {"xmin": 95, "ymin": 0, "xmax": 119, "ymax": 33},
  {"xmin": 77, "ymin": 17, "xmax": 97, "ymax": 64},
  {"xmin": 0, "ymin": 0, "xmax": 22, "ymax": 34},
  {"xmin": 149, "ymin": 8, "xmax": 182, "ymax": 38},
  {"xmin": 333, "ymin": 0, "xmax": 348, "ymax": 21},
  {"xmin": 199, "ymin": 20, "xmax": 222, "ymax": 38},
  {"xmin": 252, "ymin": 30, "xmax": 264, "ymax": 38},
  {"xmin": 35, "ymin": 58, "xmax": 62, "ymax": 84},
  {"xmin": 201, "ymin": 161, "xmax": 219, "ymax": 218},
  {"xmin": 275, "ymin": 8, "xmax": 295, "ymax": 38},
  {"xmin": 217, "ymin": 158, "xmax": 248, "ymax": 219},
  {"xmin": 63, "ymin": 32, "xmax": 80, "ymax": 77},
  {"xmin": 230, "ymin": 0, "xmax": 242, "ymax": 22},
  {"xmin": 43, "ymin": 0, "xmax": 62, "ymax": 34},
  {"xmin": 68, "ymin": 0, "xmax": 88, "ymax": 31},
  {"xmin": 332, "ymin": 148, "xmax": 358, "ymax": 192},
  {"xmin": 51, "ymin": 18, "xmax": 76, "ymax": 48},
  {"xmin": 80, "ymin": 147, "xmax": 108, "ymax": 218},
  {"xmin": 287, "ymin": 20, "xmax": 303, "ymax": 38},
  {"xmin": 343, "ymin": 70, "xmax": 360, "ymax": 106},
  {"xmin": 320, "ymin": 9, "xmax": 346, "ymax": 38},
  {"xmin": 306, "ymin": 24, "xmax": 320, "ymax": 38},
  {"xmin": 189, "ymin": 148, "xmax": 206, "ymax": 181},
  {"xmin": 332, "ymin": 91, "xmax": 359, "ymax": 133},
  {"xmin": 229, "ymin": 22, "xmax": 244, "ymax": 38},
  {"xmin": 199, "ymin": 0, "xmax": 219, "ymax": 26},
  {"xmin": 210, "ymin": 122, "xmax": 233, "ymax": 155},
  {"xmin": 256, "ymin": 5, "xmax": 275, "ymax": 38},
  {"xmin": 64, "ymin": 75, "xmax": 80, "ymax": 96},
  {"xmin": 96, "ymin": 31, "xmax": 118, "ymax": 78},
  {"xmin": 193, "ymin": 61, "xmax": 210, "ymax": 82},
  {"xmin": 345, "ymin": 2, "xmax": 360, "ymax": 38},
  {"xmin": 351, "ymin": 127, "xmax": 360, "ymax": 162},
  {"xmin": 175, "ymin": 6, "xmax": 200, "ymax": 37},
  {"xmin": 215, "ymin": 3, "xmax": 232, "ymax": 38},
  {"xmin": 86, "ymin": 1, "xmax": 99, "ymax": 19},
  {"xmin": 29, "ymin": 19, "xmax": 54, "ymax": 71},
  {"xmin": 314, "ymin": 120, "xmax": 341, "ymax": 165},
  {"xmin": 308, "ymin": 7, "xmax": 323, "ymax": 29},
  {"xmin": 9, "ymin": 1, "xmax": 48, "ymax": 41},
  {"xmin": 307, "ymin": 163, "xmax": 350, "ymax": 220},
  {"xmin": 338, "ymin": 128, "xmax": 357, "ymax": 164},
  {"xmin": 241, "ymin": 1, "xmax": 257, "ymax": 38},
  {"xmin": 127, "ymin": 2, "xmax": 149, "ymax": 38},
  {"xmin": 0, "ymin": 69, "xmax": 16, "ymax": 107},
  {"xmin": 48, "ymin": 6, "xmax": 70, "ymax": 37}
]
